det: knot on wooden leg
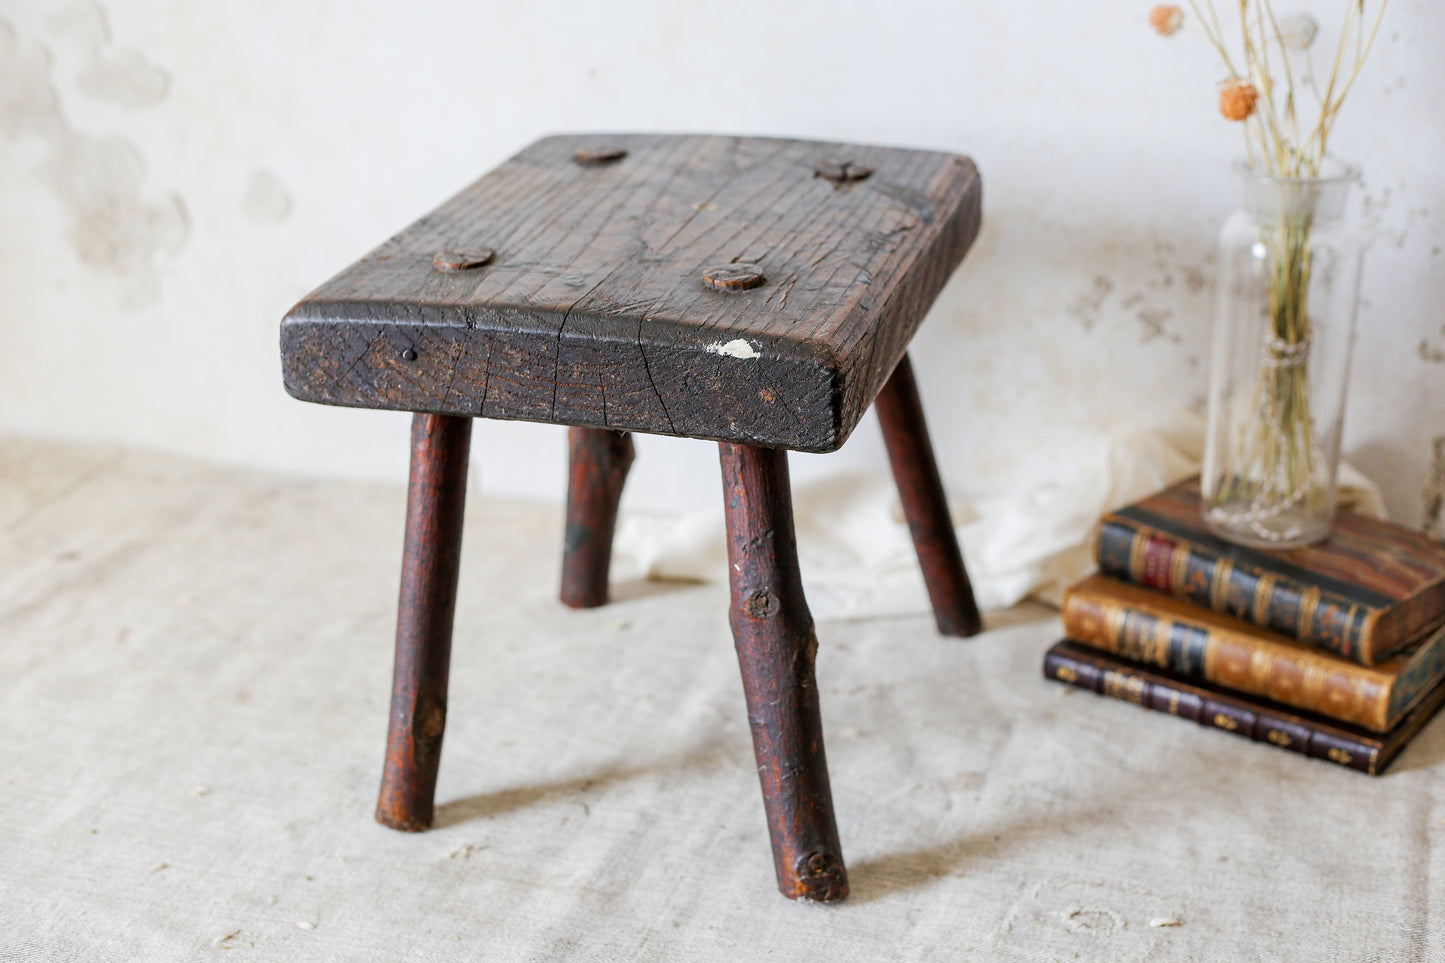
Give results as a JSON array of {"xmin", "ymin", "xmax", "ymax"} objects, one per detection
[
  {"xmin": 418, "ymin": 696, "xmax": 446, "ymax": 743},
  {"xmin": 793, "ymin": 851, "xmax": 849, "ymax": 902},
  {"xmin": 744, "ymin": 589, "xmax": 778, "ymax": 619}
]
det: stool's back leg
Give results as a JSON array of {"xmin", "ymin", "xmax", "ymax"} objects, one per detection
[
  {"xmin": 560, "ymin": 428, "xmax": 635, "ymax": 608},
  {"xmin": 376, "ymin": 413, "xmax": 472, "ymax": 832},
  {"xmin": 874, "ymin": 353, "xmax": 984, "ymax": 637},
  {"xmin": 719, "ymin": 443, "xmax": 848, "ymax": 902}
]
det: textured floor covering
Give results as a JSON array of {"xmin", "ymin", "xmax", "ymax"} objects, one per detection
[{"xmin": 1, "ymin": 436, "xmax": 1442, "ymax": 962}]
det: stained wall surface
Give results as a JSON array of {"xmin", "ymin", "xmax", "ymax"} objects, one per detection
[{"xmin": 1, "ymin": 1, "xmax": 1441, "ymax": 527}]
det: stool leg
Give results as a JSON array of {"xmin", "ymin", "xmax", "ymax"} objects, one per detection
[
  {"xmin": 719, "ymin": 442, "xmax": 848, "ymax": 902},
  {"xmin": 874, "ymin": 353, "xmax": 984, "ymax": 638},
  {"xmin": 376, "ymin": 413, "xmax": 471, "ymax": 832},
  {"xmin": 559, "ymin": 427, "xmax": 635, "ymax": 608}
]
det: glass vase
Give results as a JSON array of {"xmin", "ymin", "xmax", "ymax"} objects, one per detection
[{"xmin": 1201, "ymin": 162, "xmax": 1364, "ymax": 549}]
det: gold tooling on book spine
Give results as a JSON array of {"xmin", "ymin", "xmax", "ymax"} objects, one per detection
[
  {"xmin": 1150, "ymin": 609, "xmax": 1172, "ymax": 664},
  {"xmin": 1171, "ymin": 545, "xmax": 1190, "ymax": 593},
  {"xmin": 1128, "ymin": 528, "xmax": 1148, "ymax": 580},
  {"xmin": 1253, "ymin": 573, "xmax": 1278, "ymax": 628},
  {"xmin": 1210, "ymin": 556, "xmax": 1234, "ymax": 611},
  {"xmin": 1267, "ymin": 729, "xmax": 1293, "ymax": 747},
  {"xmin": 1298, "ymin": 586, "xmax": 1321, "ymax": 642}
]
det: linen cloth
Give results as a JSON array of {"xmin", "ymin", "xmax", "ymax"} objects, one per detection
[{"xmin": 0, "ymin": 437, "xmax": 1429, "ymax": 963}]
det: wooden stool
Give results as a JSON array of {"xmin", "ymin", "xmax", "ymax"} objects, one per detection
[{"xmin": 280, "ymin": 134, "xmax": 983, "ymax": 902}]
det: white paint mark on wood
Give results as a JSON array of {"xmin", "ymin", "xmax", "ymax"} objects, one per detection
[{"xmin": 706, "ymin": 338, "xmax": 759, "ymax": 360}]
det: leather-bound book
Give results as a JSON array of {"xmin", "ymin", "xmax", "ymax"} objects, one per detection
[
  {"xmin": 1042, "ymin": 640, "xmax": 1445, "ymax": 776},
  {"xmin": 1095, "ymin": 479, "xmax": 1445, "ymax": 665},
  {"xmin": 1062, "ymin": 574, "xmax": 1445, "ymax": 732}
]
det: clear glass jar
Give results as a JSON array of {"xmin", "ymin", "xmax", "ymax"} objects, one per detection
[{"xmin": 1202, "ymin": 162, "xmax": 1364, "ymax": 549}]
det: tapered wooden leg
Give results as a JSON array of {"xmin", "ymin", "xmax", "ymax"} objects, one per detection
[
  {"xmin": 559, "ymin": 427, "xmax": 635, "ymax": 608},
  {"xmin": 719, "ymin": 443, "xmax": 847, "ymax": 902},
  {"xmin": 874, "ymin": 353, "xmax": 983, "ymax": 638},
  {"xmin": 376, "ymin": 413, "xmax": 472, "ymax": 832}
]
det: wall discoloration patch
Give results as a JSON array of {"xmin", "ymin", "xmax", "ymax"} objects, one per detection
[
  {"xmin": 44, "ymin": 1, "xmax": 109, "ymax": 49},
  {"xmin": 1420, "ymin": 322, "xmax": 1445, "ymax": 364},
  {"xmin": 1069, "ymin": 275, "xmax": 1113, "ymax": 331},
  {"xmin": 1360, "ymin": 183, "xmax": 1431, "ymax": 251},
  {"xmin": 242, "ymin": 168, "xmax": 293, "ymax": 224},
  {"xmin": 1136, "ymin": 306, "xmax": 1174, "ymax": 343},
  {"xmin": 1, "ymin": 12, "xmax": 186, "ymax": 308},
  {"xmin": 1120, "ymin": 293, "xmax": 1179, "ymax": 342},
  {"xmin": 1424, "ymin": 436, "xmax": 1445, "ymax": 538},
  {"xmin": 49, "ymin": 3, "xmax": 171, "ymax": 109},
  {"xmin": 0, "ymin": 17, "xmax": 64, "ymax": 139},
  {"xmin": 1180, "ymin": 265, "xmax": 1208, "ymax": 293},
  {"xmin": 40, "ymin": 134, "xmax": 188, "ymax": 306},
  {"xmin": 78, "ymin": 47, "xmax": 169, "ymax": 108}
]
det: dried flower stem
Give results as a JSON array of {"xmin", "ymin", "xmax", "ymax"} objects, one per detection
[{"xmin": 1189, "ymin": 0, "xmax": 1388, "ymax": 176}]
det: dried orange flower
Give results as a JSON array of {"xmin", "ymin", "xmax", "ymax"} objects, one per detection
[
  {"xmin": 1149, "ymin": 5, "xmax": 1184, "ymax": 36},
  {"xmin": 1219, "ymin": 80, "xmax": 1259, "ymax": 121}
]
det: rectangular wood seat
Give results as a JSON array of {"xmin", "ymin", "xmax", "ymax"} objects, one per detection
[{"xmin": 281, "ymin": 133, "xmax": 981, "ymax": 451}]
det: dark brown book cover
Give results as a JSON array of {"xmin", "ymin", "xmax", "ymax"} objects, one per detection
[
  {"xmin": 1095, "ymin": 478, "xmax": 1445, "ymax": 665},
  {"xmin": 1061, "ymin": 574, "xmax": 1445, "ymax": 732},
  {"xmin": 1043, "ymin": 640, "xmax": 1445, "ymax": 776}
]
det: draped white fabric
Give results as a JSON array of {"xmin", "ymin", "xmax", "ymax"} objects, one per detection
[{"xmin": 612, "ymin": 417, "xmax": 1387, "ymax": 618}]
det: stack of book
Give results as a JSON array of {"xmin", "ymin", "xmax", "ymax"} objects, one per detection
[{"xmin": 1044, "ymin": 478, "xmax": 1445, "ymax": 775}]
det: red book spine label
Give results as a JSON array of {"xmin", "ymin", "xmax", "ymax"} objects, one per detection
[{"xmin": 1139, "ymin": 535, "xmax": 1178, "ymax": 591}]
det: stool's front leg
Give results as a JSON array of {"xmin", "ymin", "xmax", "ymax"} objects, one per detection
[
  {"xmin": 559, "ymin": 427, "xmax": 634, "ymax": 608},
  {"xmin": 719, "ymin": 443, "xmax": 848, "ymax": 902},
  {"xmin": 376, "ymin": 413, "xmax": 471, "ymax": 832},
  {"xmin": 875, "ymin": 353, "xmax": 984, "ymax": 637}
]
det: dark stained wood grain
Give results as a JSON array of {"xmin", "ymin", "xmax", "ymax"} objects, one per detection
[
  {"xmin": 559, "ymin": 427, "xmax": 634, "ymax": 608},
  {"xmin": 375, "ymin": 413, "xmax": 471, "ymax": 832},
  {"xmin": 280, "ymin": 134, "xmax": 981, "ymax": 452},
  {"xmin": 720, "ymin": 442, "xmax": 847, "ymax": 902},
  {"xmin": 874, "ymin": 354, "xmax": 983, "ymax": 637}
]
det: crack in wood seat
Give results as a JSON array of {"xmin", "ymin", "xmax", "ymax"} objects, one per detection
[
  {"xmin": 281, "ymin": 133, "xmax": 980, "ymax": 452},
  {"xmin": 279, "ymin": 132, "xmax": 984, "ymax": 904}
]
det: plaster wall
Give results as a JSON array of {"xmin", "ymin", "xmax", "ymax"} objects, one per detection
[{"xmin": 1, "ymin": 0, "xmax": 1441, "ymax": 527}]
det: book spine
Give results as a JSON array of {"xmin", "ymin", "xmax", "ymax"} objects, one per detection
[
  {"xmin": 1043, "ymin": 646, "xmax": 1380, "ymax": 774},
  {"xmin": 1096, "ymin": 518, "xmax": 1373, "ymax": 663},
  {"xmin": 1061, "ymin": 588, "xmax": 1392, "ymax": 730}
]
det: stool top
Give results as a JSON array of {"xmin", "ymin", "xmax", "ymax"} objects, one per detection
[{"xmin": 281, "ymin": 134, "xmax": 980, "ymax": 452}]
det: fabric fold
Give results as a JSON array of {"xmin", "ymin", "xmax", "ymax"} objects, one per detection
[{"xmin": 611, "ymin": 415, "xmax": 1386, "ymax": 620}]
